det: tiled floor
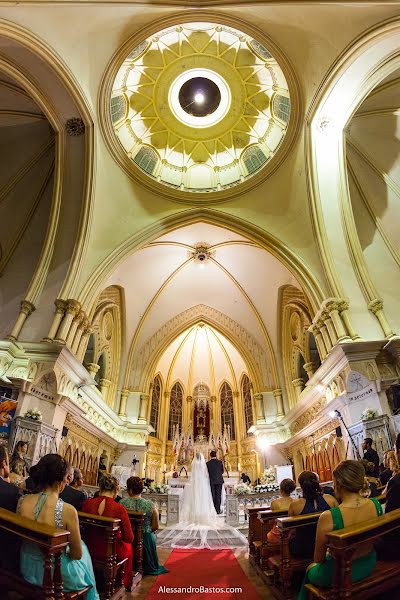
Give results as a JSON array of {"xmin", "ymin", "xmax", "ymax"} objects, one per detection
[{"xmin": 126, "ymin": 548, "xmax": 274, "ymax": 600}]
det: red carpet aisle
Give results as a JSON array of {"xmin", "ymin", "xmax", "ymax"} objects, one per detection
[{"xmin": 145, "ymin": 549, "xmax": 262, "ymax": 600}]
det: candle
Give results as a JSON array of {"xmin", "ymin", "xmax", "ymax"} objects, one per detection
[
  {"xmin": 163, "ymin": 463, "xmax": 167, "ymax": 471},
  {"xmin": 238, "ymin": 462, "xmax": 241, "ymax": 471}
]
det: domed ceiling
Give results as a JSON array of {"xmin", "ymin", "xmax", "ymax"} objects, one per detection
[{"xmin": 108, "ymin": 22, "xmax": 292, "ymax": 196}]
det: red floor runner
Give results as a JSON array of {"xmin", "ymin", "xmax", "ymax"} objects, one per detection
[{"xmin": 145, "ymin": 548, "xmax": 262, "ymax": 599}]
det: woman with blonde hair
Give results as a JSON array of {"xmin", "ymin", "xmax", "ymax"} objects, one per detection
[{"xmin": 298, "ymin": 460, "xmax": 383, "ymax": 600}]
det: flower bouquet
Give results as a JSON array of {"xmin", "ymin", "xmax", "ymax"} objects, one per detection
[
  {"xmin": 260, "ymin": 466, "xmax": 276, "ymax": 485},
  {"xmin": 24, "ymin": 407, "xmax": 42, "ymax": 422},
  {"xmin": 361, "ymin": 408, "xmax": 377, "ymax": 421},
  {"xmin": 143, "ymin": 482, "xmax": 169, "ymax": 494},
  {"xmin": 234, "ymin": 483, "xmax": 253, "ymax": 495},
  {"xmin": 255, "ymin": 483, "xmax": 280, "ymax": 493}
]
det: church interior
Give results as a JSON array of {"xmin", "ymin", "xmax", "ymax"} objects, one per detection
[{"xmin": 1, "ymin": 1, "xmax": 400, "ymax": 598}]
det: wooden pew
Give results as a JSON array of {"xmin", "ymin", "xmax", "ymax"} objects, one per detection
[
  {"xmin": 247, "ymin": 506, "xmax": 269, "ymax": 564},
  {"xmin": 0, "ymin": 507, "xmax": 90, "ymax": 600},
  {"xmin": 78, "ymin": 512, "xmax": 127, "ymax": 600},
  {"xmin": 305, "ymin": 507, "xmax": 400, "ymax": 599},
  {"xmin": 256, "ymin": 509, "xmax": 288, "ymax": 570},
  {"xmin": 126, "ymin": 510, "xmax": 145, "ymax": 575}
]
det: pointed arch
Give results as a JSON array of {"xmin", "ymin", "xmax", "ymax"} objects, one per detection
[
  {"xmin": 220, "ymin": 380, "xmax": 235, "ymax": 441},
  {"xmin": 168, "ymin": 381, "xmax": 183, "ymax": 441},
  {"xmin": 149, "ymin": 373, "xmax": 162, "ymax": 437},
  {"xmin": 241, "ymin": 373, "xmax": 254, "ymax": 436}
]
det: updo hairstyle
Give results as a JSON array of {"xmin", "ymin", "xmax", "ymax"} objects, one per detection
[
  {"xmin": 333, "ymin": 460, "xmax": 369, "ymax": 494},
  {"xmin": 298, "ymin": 471, "xmax": 322, "ymax": 500},
  {"xmin": 99, "ymin": 473, "xmax": 119, "ymax": 494},
  {"xmin": 127, "ymin": 476, "xmax": 144, "ymax": 495},
  {"xmin": 30, "ymin": 454, "xmax": 67, "ymax": 490}
]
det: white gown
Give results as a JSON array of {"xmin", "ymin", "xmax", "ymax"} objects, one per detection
[{"xmin": 157, "ymin": 453, "xmax": 248, "ymax": 549}]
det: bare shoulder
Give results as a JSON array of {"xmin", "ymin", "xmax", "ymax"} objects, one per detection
[
  {"xmin": 318, "ymin": 509, "xmax": 334, "ymax": 531},
  {"xmin": 289, "ymin": 498, "xmax": 305, "ymax": 515},
  {"xmin": 324, "ymin": 494, "xmax": 338, "ymax": 507},
  {"xmin": 62, "ymin": 500, "xmax": 78, "ymax": 520}
]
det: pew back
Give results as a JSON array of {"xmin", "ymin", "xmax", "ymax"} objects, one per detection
[
  {"xmin": 126, "ymin": 510, "xmax": 145, "ymax": 574},
  {"xmin": 0, "ymin": 507, "xmax": 90, "ymax": 600}
]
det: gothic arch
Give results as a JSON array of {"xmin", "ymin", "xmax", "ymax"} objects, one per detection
[{"xmin": 130, "ymin": 305, "xmax": 275, "ymax": 394}]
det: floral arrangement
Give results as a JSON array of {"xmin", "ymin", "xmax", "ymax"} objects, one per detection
[
  {"xmin": 260, "ymin": 466, "xmax": 276, "ymax": 485},
  {"xmin": 143, "ymin": 482, "xmax": 169, "ymax": 494},
  {"xmin": 24, "ymin": 407, "xmax": 42, "ymax": 422},
  {"xmin": 234, "ymin": 483, "xmax": 253, "ymax": 495},
  {"xmin": 361, "ymin": 408, "xmax": 377, "ymax": 421},
  {"xmin": 255, "ymin": 483, "xmax": 280, "ymax": 493}
]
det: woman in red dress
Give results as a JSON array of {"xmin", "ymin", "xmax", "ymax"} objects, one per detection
[{"xmin": 82, "ymin": 474, "xmax": 133, "ymax": 590}]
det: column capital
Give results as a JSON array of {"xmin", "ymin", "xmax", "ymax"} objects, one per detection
[
  {"xmin": 186, "ymin": 395, "xmax": 193, "ymax": 402},
  {"xmin": 87, "ymin": 363, "xmax": 100, "ymax": 376},
  {"xmin": 66, "ymin": 299, "xmax": 81, "ymax": 316},
  {"xmin": 121, "ymin": 388, "xmax": 130, "ymax": 398},
  {"xmin": 336, "ymin": 299, "xmax": 349, "ymax": 312},
  {"xmin": 20, "ymin": 300, "xmax": 35, "ymax": 316},
  {"xmin": 140, "ymin": 393, "xmax": 150, "ymax": 402},
  {"xmin": 73, "ymin": 310, "xmax": 86, "ymax": 326},
  {"xmin": 292, "ymin": 377, "xmax": 304, "ymax": 388},
  {"xmin": 272, "ymin": 389, "xmax": 282, "ymax": 397},
  {"xmin": 368, "ymin": 298, "xmax": 384, "ymax": 314},
  {"xmin": 210, "ymin": 395, "xmax": 217, "ymax": 403},
  {"xmin": 303, "ymin": 362, "xmax": 315, "ymax": 374},
  {"xmin": 54, "ymin": 299, "xmax": 67, "ymax": 314}
]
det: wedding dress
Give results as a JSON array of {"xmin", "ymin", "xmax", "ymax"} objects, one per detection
[{"xmin": 157, "ymin": 453, "xmax": 248, "ymax": 549}]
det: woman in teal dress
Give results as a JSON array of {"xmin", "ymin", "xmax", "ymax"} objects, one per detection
[
  {"xmin": 120, "ymin": 476, "xmax": 169, "ymax": 576},
  {"xmin": 298, "ymin": 460, "xmax": 383, "ymax": 600},
  {"xmin": 18, "ymin": 454, "xmax": 99, "ymax": 600}
]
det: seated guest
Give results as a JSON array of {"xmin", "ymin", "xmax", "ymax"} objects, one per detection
[
  {"xmin": 240, "ymin": 472, "xmax": 251, "ymax": 484},
  {"xmin": 0, "ymin": 445, "xmax": 21, "ymax": 510},
  {"xmin": 379, "ymin": 451, "xmax": 392, "ymax": 486},
  {"xmin": 288, "ymin": 471, "xmax": 337, "ymax": 559},
  {"xmin": 18, "ymin": 453, "xmax": 98, "ymax": 600},
  {"xmin": 60, "ymin": 468, "xmax": 87, "ymax": 511},
  {"xmin": 375, "ymin": 448, "xmax": 400, "ymax": 559},
  {"xmin": 267, "ymin": 478, "xmax": 296, "ymax": 544},
  {"xmin": 298, "ymin": 460, "xmax": 383, "ymax": 600},
  {"xmin": 0, "ymin": 445, "xmax": 22, "ymax": 570},
  {"xmin": 120, "ymin": 476, "xmax": 168, "ymax": 576},
  {"xmin": 9, "ymin": 440, "xmax": 29, "ymax": 488},
  {"xmin": 362, "ymin": 438, "xmax": 380, "ymax": 478},
  {"xmin": 360, "ymin": 460, "xmax": 379, "ymax": 497},
  {"xmin": 82, "ymin": 474, "xmax": 134, "ymax": 590}
]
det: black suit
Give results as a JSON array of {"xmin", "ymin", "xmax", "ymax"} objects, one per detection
[
  {"xmin": 206, "ymin": 458, "xmax": 224, "ymax": 514},
  {"xmin": 363, "ymin": 447, "xmax": 380, "ymax": 478},
  {"xmin": 0, "ymin": 477, "xmax": 22, "ymax": 571},
  {"xmin": 60, "ymin": 485, "xmax": 87, "ymax": 512},
  {"xmin": 375, "ymin": 472, "xmax": 400, "ymax": 559}
]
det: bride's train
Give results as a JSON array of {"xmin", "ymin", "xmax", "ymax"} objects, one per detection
[
  {"xmin": 157, "ymin": 521, "xmax": 248, "ymax": 550},
  {"xmin": 157, "ymin": 453, "xmax": 248, "ymax": 550}
]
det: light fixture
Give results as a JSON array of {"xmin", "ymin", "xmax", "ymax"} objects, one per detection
[
  {"xmin": 317, "ymin": 384, "xmax": 325, "ymax": 393},
  {"xmin": 257, "ymin": 437, "xmax": 269, "ymax": 451},
  {"xmin": 329, "ymin": 409, "xmax": 341, "ymax": 419},
  {"xmin": 194, "ymin": 92, "xmax": 205, "ymax": 104}
]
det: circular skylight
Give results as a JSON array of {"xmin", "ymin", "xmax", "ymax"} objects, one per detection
[{"xmin": 107, "ymin": 21, "xmax": 295, "ymax": 196}]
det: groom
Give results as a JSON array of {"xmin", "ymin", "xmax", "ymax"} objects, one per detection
[{"xmin": 206, "ymin": 450, "xmax": 224, "ymax": 514}]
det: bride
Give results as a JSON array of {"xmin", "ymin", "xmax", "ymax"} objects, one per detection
[{"xmin": 157, "ymin": 452, "xmax": 248, "ymax": 549}]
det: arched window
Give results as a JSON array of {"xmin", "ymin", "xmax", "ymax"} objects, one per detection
[
  {"xmin": 242, "ymin": 375, "xmax": 254, "ymax": 435},
  {"xmin": 133, "ymin": 146, "xmax": 158, "ymax": 176},
  {"xmin": 83, "ymin": 333, "xmax": 95, "ymax": 367},
  {"xmin": 150, "ymin": 375, "xmax": 162, "ymax": 437},
  {"xmin": 272, "ymin": 93, "xmax": 291, "ymax": 124},
  {"xmin": 96, "ymin": 353, "xmax": 106, "ymax": 385},
  {"xmin": 110, "ymin": 94, "xmax": 127, "ymax": 124},
  {"xmin": 220, "ymin": 382, "xmax": 235, "ymax": 441},
  {"xmin": 168, "ymin": 382, "xmax": 183, "ymax": 441},
  {"xmin": 242, "ymin": 146, "xmax": 267, "ymax": 175}
]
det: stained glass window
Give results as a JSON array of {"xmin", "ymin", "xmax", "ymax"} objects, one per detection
[
  {"xmin": 149, "ymin": 375, "xmax": 161, "ymax": 437},
  {"xmin": 220, "ymin": 382, "xmax": 235, "ymax": 441},
  {"xmin": 168, "ymin": 382, "xmax": 183, "ymax": 441},
  {"xmin": 110, "ymin": 94, "xmax": 127, "ymax": 124},
  {"xmin": 272, "ymin": 94, "xmax": 291, "ymax": 124},
  {"xmin": 243, "ymin": 146, "xmax": 267, "ymax": 175},
  {"xmin": 133, "ymin": 146, "xmax": 158, "ymax": 176},
  {"xmin": 242, "ymin": 375, "xmax": 254, "ymax": 435}
]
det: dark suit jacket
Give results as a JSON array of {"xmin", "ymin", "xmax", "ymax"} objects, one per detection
[
  {"xmin": 206, "ymin": 458, "xmax": 224, "ymax": 485},
  {"xmin": 363, "ymin": 448, "xmax": 380, "ymax": 477},
  {"xmin": 0, "ymin": 478, "xmax": 22, "ymax": 571},
  {"xmin": 60, "ymin": 485, "xmax": 87, "ymax": 512},
  {"xmin": 375, "ymin": 471, "xmax": 400, "ymax": 558},
  {"xmin": 385, "ymin": 472, "xmax": 400, "ymax": 513}
]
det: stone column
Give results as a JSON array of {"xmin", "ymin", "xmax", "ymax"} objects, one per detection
[
  {"xmin": 66, "ymin": 310, "xmax": 85, "ymax": 348},
  {"xmin": 6, "ymin": 300, "xmax": 35, "ymax": 341},
  {"xmin": 54, "ymin": 300, "xmax": 81, "ymax": 343},
  {"xmin": 138, "ymin": 393, "xmax": 149, "ymax": 423},
  {"xmin": 87, "ymin": 363, "xmax": 100, "ymax": 379},
  {"xmin": 303, "ymin": 362, "xmax": 315, "ymax": 380},
  {"xmin": 322, "ymin": 310, "xmax": 337, "ymax": 347},
  {"xmin": 77, "ymin": 325, "xmax": 93, "ymax": 359},
  {"xmin": 118, "ymin": 388, "xmax": 129, "ymax": 417},
  {"xmin": 309, "ymin": 324, "xmax": 327, "ymax": 360},
  {"xmin": 71, "ymin": 316, "xmax": 87, "ymax": 354},
  {"xmin": 318, "ymin": 319, "xmax": 332, "ymax": 354},
  {"xmin": 99, "ymin": 378, "xmax": 111, "ymax": 397},
  {"xmin": 272, "ymin": 388, "xmax": 284, "ymax": 416},
  {"xmin": 43, "ymin": 299, "xmax": 66, "ymax": 342},
  {"xmin": 325, "ymin": 300, "xmax": 351, "ymax": 342},
  {"xmin": 368, "ymin": 299, "xmax": 394, "ymax": 339},
  {"xmin": 292, "ymin": 378, "xmax": 304, "ymax": 401},
  {"xmin": 337, "ymin": 300, "xmax": 360, "ymax": 340}
]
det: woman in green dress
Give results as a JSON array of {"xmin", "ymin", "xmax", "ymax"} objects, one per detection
[
  {"xmin": 120, "ymin": 476, "xmax": 169, "ymax": 576},
  {"xmin": 298, "ymin": 460, "xmax": 383, "ymax": 600}
]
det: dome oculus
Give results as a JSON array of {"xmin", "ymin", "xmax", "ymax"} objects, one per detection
[{"xmin": 109, "ymin": 22, "xmax": 292, "ymax": 194}]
